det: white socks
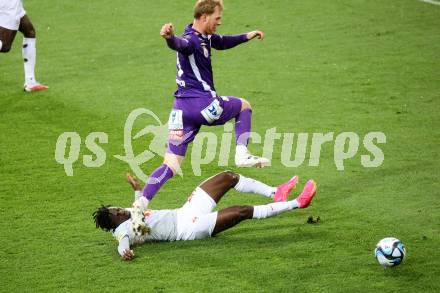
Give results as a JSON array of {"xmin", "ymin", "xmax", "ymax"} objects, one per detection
[
  {"xmin": 234, "ymin": 174, "xmax": 276, "ymax": 198},
  {"xmin": 133, "ymin": 196, "xmax": 150, "ymax": 211},
  {"xmin": 22, "ymin": 38, "xmax": 37, "ymax": 85},
  {"xmin": 130, "ymin": 196, "xmax": 150, "ymax": 236},
  {"xmin": 134, "ymin": 190, "xmax": 142, "ymax": 200},
  {"xmin": 252, "ymin": 200, "xmax": 299, "ymax": 219},
  {"xmin": 0, "ymin": 39, "xmax": 3, "ymax": 51},
  {"xmin": 236, "ymin": 144, "xmax": 248, "ymax": 158}
]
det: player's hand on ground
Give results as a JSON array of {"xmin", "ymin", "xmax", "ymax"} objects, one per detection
[
  {"xmin": 122, "ymin": 249, "xmax": 134, "ymax": 261},
  {"xmin": 246, "ymin": 30, "xmax": 264, "ymax": 40},
  {"xmin": 126, "ymin": 173, "xmax": 141, "ymax": 191},
  {"xmin": 160, "ymin": 23, "xmax": 174, "ymax": 39}
]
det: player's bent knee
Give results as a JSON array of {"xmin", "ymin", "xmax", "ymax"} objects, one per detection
[
  {"xmin": 222, "ymin": 171, "xmax": 239, "ymax": 187},
  {"xmin": 238, "ymin": 205, "xmax": 253, "ymax": 219},
  {"xmin": 25, "ymin": 29, "xmax": 36, "ymax": 38},
  {"xmin": 239, "ymin": 98, "xmax": 252, "ymax": 111},
  {"xmin": 0, "ymin": 43, "xmax": 12, "ymax": 53},
  {"xmin": 163, "ymin": 153, "xmax": 184, "ymax": 174}
]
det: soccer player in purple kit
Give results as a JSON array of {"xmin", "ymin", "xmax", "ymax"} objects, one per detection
[{"xmin": 132, "ymin": 0, "xmax": 271, "ymax": 213}]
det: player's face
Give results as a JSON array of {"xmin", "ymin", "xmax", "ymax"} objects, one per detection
[
  {"xmin": 108, "ymin": 207, "xmax": 130, "ymax": 223},
  {"xmin": 204, "ymin": 6, "xmax": 222, "ymax": 34}
]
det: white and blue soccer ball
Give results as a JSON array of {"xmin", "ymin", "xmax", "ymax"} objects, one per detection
[{"xmin": 374, "ymin": 237, "xmax": 406, "ymax": 267}]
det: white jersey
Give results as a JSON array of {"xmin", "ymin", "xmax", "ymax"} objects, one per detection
[
  {"xmin": 113, "ymin": 209, "xmax": 178, "ymax": 245},
  {"xmin": 0, "ymin": 0, "xmax": 26, "ymax": 30},
  {"xmin": 112, "ymin": 187, "xmax": 218, "ymax": 257}
]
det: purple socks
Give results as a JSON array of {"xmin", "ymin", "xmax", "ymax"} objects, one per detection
[
  {"xmin": 143, "ymin": 164, "xmax": 174, "ymax": 200},
  {"xmin": 235, "ymin": 108, "xmax": 252, "ymax": 145}
]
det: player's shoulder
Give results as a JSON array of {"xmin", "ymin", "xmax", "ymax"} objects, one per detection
[
  {"xmin": 112, "ymin": 220, "xmax": 132, "ymax": 241},
  {"xmin": 210, "ymin": 33, "xmax": 222, "ymax": 39},
  {"xmin": 182, "ymin": 31, "xmax": 200, "ymax": 45},
  {"xmin": 209, "ymin": 33, "xmax": 223, "ymax": 43}
]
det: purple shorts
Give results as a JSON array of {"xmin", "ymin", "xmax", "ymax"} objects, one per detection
[{"xmin": 167, "ymin": 96, "xmax": 242, "ymax": 156}]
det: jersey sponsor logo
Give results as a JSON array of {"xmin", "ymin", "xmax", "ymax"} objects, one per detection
[
  {"xmin": 168, "ymin": 109, "xmax": 183, "ymax": 130},
  {"xmin": 168, "ymin": 110, "xmax": 184, "ymax": 140},
  {"xmin": 201, "ymin": 99, "xmax": 223, "ymax": 124}
]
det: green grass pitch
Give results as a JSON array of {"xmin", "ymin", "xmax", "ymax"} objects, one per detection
[{"xmin": 1, "ymin": 0, "xmax": 439, "ymax": 291}]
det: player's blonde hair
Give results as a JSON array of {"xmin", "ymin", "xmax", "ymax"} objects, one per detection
[{"xmin": 193, "ymin": 0, "xmax": 223, "ymax": 19}]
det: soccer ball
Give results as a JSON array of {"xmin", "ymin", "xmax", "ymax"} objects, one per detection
[{"xmin": 374, "ymin": 237, "xmax": 406, "ymax": 267}]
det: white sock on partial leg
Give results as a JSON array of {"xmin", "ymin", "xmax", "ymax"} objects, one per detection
[
  {"xmin": 130, "ymin": 196, "xmax": 150, "ymax": 236},
  {"xmin": 235, "ymin": 144, "xmax": 248, "ymax": 157},
  {"xmin": 133, "ymin": 196, "xmax": 149, "ymax": 210},
  {"xmin": 252, "ymin": 200, "xmax": 299, "ymax": 219},
  {"xmin": 0, "ymin": 40, "xmax": 3, "ymax": 51},
  {"xmin": 234, "ymin": 174, "xmax": 276, "ymax": 198},
  {"xmin": 134, "ymin": 190, "xmax": 142, "ymax": 200},
  {"xmin": 22, "ymin": 38, "xmax": 37, "ymax": 85}
]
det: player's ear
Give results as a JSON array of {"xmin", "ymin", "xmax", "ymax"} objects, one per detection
[{"xmin": 201, "ymin": 14, "xmax": 208, "ymax": 23}]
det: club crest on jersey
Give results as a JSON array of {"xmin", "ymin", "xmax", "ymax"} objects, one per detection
[{"xmin": 201, "ymin": 43, "xmax": 209, "ymax": 58}]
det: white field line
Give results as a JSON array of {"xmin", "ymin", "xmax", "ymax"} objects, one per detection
[{"xmin": 419, "ymin": 0, "xmax": 440, "ymax": 6}]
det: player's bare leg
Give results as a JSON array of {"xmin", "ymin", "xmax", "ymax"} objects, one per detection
[
  {"xmin": 197, "ymin": 171, "xmax": 304, "ymax": 236},
  {"xmin": 212, "ymin": 205, "xmax": 253, "ymax": 235},
  {"xmin": 200, "ymin": 171, "xmax": 303, "ymax": 204},
  {"xmin": 18, "ymin": 15, "xmax": 48, "ymax": 92},
  {"xmin": 234, "ymin": 97, "xmax": 270, "ymax": 168},
  {"xmin": 212, "ymin": 179, "xmax": 317, "ymax": 236},
  {"xmin": 199, "ymin": 171, "xmax": 240, "ymax": 203},
  {"xmin": 163, "ymin": 152, "xmax": 184, "ymax": 174},
  {"xmin": 0, "ymin": 26, "xmax": 18, "ymax": 53}
]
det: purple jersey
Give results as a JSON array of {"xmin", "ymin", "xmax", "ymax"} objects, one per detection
[{"xmin": 166, "ymin": 24, "xmax": 249, "ymax": 99}]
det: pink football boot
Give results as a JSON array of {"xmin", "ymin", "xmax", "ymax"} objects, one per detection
[
  {"xmin": 273, "ymin": 176, "xmax": 298, "ymax": 202},
  {"xmin": 24, "ymin": 83, "xmax": 49, "ymax": 92},
  {"xmin": 295, "ymin": 180, "xmax": 317, "ymax": 208}
]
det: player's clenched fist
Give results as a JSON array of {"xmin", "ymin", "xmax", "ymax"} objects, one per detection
[
  {"xmin": 160, "ymin": 23, "xmax": 174, "ymax": 39},
  {"xmin": 246, "ymin": 30, "xmax": 264, "ymax": 40}
]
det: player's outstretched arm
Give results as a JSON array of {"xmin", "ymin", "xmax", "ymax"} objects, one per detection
[
  {"xmin": 160, "ymin": 23, "xmax": 174, "ymax": 39},
  {"xmin": 211, "ymin": 30, "xmax": 264, "ymax": 50},
  {"xmin": 118, "ymin": 236, "xmax": 134, "ymax": 261},
  {"xmin": 160, "ymin": 23, "xmax": 193, "ymax": 55}
]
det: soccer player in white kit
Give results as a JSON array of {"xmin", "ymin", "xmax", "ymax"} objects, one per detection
[
  {"xmin": 93, "ymin": 172, "xmax": 317, "ymax": 261},
  {"xmin": 0, "ymin": 0, "xmax": 48, "ymax": 92}
]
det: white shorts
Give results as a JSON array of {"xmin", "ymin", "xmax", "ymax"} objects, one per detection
[
  {"xmin": 0, "ymin": 0, "xmax": 26, "ymax": 31},
  {"xmin": 176, "ymin": 187, "xmax": 218, "ymax": 241}
]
